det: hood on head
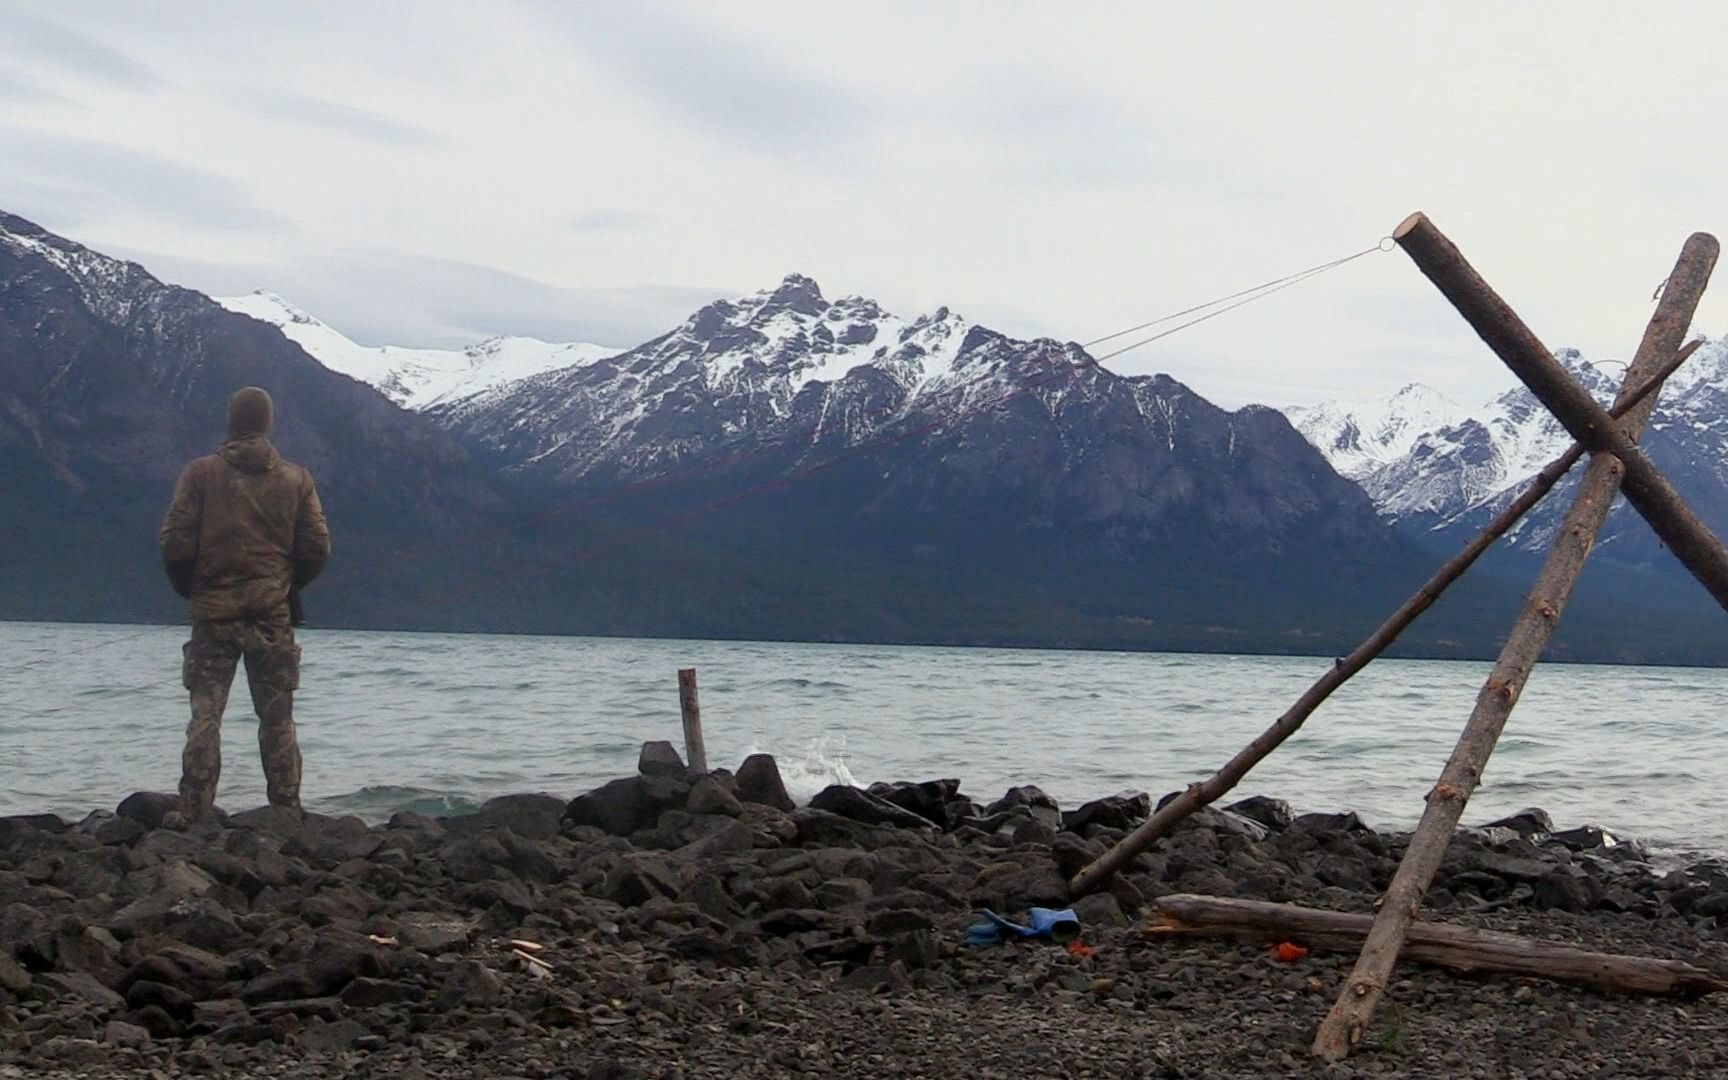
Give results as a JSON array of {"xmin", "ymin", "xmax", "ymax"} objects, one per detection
[
  {"xmin": 228, "ymin": 387, "xmax": 274, "ymax": 439},
  {"xmin": 219, "ymin": 436, "xmax": 279, "ymax": 475}
]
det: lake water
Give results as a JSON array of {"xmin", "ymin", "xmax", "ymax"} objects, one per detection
[{"xmin": 4, "ymin": 622, "xmax": 1727, "ymax": 855}]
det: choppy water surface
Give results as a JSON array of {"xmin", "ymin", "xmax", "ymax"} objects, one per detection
[{"xmin": 4, "ymin": 622, "xmax": 1727, "ymax": 853}]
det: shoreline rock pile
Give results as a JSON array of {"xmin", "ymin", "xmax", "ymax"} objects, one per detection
[{"xmin": 4, "ymin": 745, "xmax": 1728, "ymax": 1078}]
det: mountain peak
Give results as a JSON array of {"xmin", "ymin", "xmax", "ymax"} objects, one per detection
[{"xmin": 758, "ymin": 272, "xmax": 827, "ymax": 316}]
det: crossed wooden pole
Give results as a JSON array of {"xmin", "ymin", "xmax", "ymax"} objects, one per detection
[{"xmin": 1068, "ymin": 212, "xmax": 1723, "ymax": 1061}]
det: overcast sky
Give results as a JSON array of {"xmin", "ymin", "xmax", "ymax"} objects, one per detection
[{"xmin": 3, "ymin": 1, "xmax": 1726, "ymax": 409}]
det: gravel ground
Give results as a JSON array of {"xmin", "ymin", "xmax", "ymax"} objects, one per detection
[{"xmin": 4, "ymin": 756, "xmax": 1727, "ymax": 1079}]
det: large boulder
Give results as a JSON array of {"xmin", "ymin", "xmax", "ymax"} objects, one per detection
[
  {"xmin": 736, "ymin": 754, "xmax": 796, "ymax": 812},
  {"xmin": 809, "ymin": 786, "xmax": 936, "ymax": 831},
  {"xmin": 563, "ymin": 778, "xmax": 644, "ymax": 837},
  {"xmin": 116, "ymin": 792, "xmax": 178, "ymax": 830},
  {"xmin": 638, "ymin": 741, "xmax": 687, "ymax": 777},
  {"xmin": 868, "ymin": 780, "xmax": 959, "ymax": 828},
  {"xmin": 985, "ymin": 786, "xmax": 1061, "ymax": 828},
  {"xmin": 473, "ymin": 793, "xmax": 567, "ymax": 840},
  {"xmin": 1062, "ymin": 792, "xmax": 1150, "ymax": 834}
]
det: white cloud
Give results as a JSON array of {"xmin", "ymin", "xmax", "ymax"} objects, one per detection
[{"xmin": 2, "ymin": 0, "xmax": 1725, "ymax": 406}]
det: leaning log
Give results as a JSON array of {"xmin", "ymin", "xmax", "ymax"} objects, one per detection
[
  {"xmin": 1147, "ymin": 894, "xmax": 1728, "ymax": 998},
  {"xmin": 1063, "ymin": 340, "xmax": 1701, "ymax": 900},
  {"xmin": 1312, "ymin": 227, "xmax": 1720, "ymax": 1061},
  {"xmin": 1393, "ymin": 212, "xmax": 1728, "ymax": 611}
]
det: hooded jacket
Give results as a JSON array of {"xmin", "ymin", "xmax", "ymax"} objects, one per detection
[{"xmin": 159, "ymin": 388, "xmax": 331, "ymax": 622}]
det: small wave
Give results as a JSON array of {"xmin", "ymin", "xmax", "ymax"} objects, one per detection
[
  {"xmin": 752, "ymin": 735, "xmax": 859, "ymax": 804},
  {"xmin": 315, "ymin": 784, "xmax": 482, "ymax": 821}
]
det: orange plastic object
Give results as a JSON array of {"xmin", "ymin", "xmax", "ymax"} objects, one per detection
[
  {"xmin": 1272, "ymin": 941, "xmax": 1309, "ymax": 963},
  {"xmin": 1066, "ymin": 941, "xmax": 1095, "ymax": 958}
]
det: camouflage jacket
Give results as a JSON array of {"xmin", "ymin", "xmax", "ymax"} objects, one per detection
[{"xmin": 159, "ymin": 436, "xmax": 331, "ymax": 621}]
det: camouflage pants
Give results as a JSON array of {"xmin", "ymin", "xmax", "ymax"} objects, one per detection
[{"xmin": 179, "ymin": 610, "xmax": 302, "ymax": 819}]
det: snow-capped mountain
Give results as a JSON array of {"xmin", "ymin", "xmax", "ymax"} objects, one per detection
[
  {"xmin": 1286, "ymin": 383, "xmax": 1465, "ymax": 481},
  {"xmin": 1291, "ymin": 340, "xmax": 1728, "ymax": 562},
  {"xmin": 216, "ymin": 291, "xmax": 616, "ymax": 410}
]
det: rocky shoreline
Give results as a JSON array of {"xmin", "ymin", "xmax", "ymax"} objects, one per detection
[{"xmin": 4, "ymin": 745, "xmax": 1728, "ymax": 1079}]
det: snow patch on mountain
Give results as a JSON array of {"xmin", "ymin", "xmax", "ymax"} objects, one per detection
[
  {"xmin": 1292, "ymin": 340, "xmax": 1728, "ymax": 546},
  {"xmin": 1287, "ymin": 383, "xmax": 1465, "ymax": 480},
  {"xmin": 217, "ymin": 291, "xmax": 617, "ymax": 409}
]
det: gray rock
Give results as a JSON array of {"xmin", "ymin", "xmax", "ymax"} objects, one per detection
[
  {"xmin": 101, "ymin": 1019, "xmax": 152, "ymax": 1048},
  {"xmin": 736, "ymin": 754, "xmax": 796, "ymax": 813},
  {"xmin": 1063, "ymin": 792, "xmax": 1150, "ymax": 834},
  {"xmin": 475, "ymin": 792, "xmax": 566, "ymax": 840},
  {"xmin": 688, "ymin": 775, "xmax": 744, "ymax": 817},
  {"xmin": 1225, "ymin": 795, "xmax": 1295, "ymax": 831},
  {"xmin": 1484, "ymin": 807, "xmax": 1556, "ymax": 837},
  {"xmin": 116, "ymin": 792, "xmax": 178, "ymax": 829},
  {"xmin": 1073, "ymin": 891, "xmax": 1128, "ymax": 928},
  {"xmin": 638, "ymin": 740, "xmax": 687, "ymax": 777},
  {"xmin": 435, "ymin": 959, "xmax": 503, "ymax": 1011},
  {"xmin": 38, "ymin": 971, "xmax": 125, "ymax": 1012},
  {"xmin": 396, "ymin": 912, "xmax": 476, "ymax": 954},
  {"xmin": 810, "ymin": 786, "xmax": 936, "ymax": 830},
  {"xmin": 565, "ymin": 777, "xmax": 645, "ymax": 837}
]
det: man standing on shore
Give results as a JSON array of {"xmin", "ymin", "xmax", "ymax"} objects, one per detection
[{"xmin": 158, "ymin": 387, "xmax": 331, "ymax": 825}]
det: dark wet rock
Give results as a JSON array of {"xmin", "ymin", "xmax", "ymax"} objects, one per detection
[
  {"xmin": 810, "ymin": 786, "xmax": 937, "ymax": 830},
  {"xmin": 866, "ymin": 907, "xmax": 934, "ymax": 935},
  {"xmin": 638, "ymin": 740, "xmax": 687, "ymax": 777},
  {"xmin": 973, "ymin": 861, "xmax": 1069, "ymax": 910},
  {"xmin": 435, "ymin": 959, "xmax": 503, "ymax": 1011},
  {"xmin": 791, "ymin": 808, "xmax": 880, "ymax": 848},
  {"xmin": 228, "ymin": 805, "xmax": 306, "ymax": 840},
  {"xmin": 340, "ymin": 976, "xmax": 419, "ymax": 1008},
  {"xmin": 129, "ymin": 1003, "xmax": 184, "ymax": 1039},
  {"xmin": 0, "ymin": 952, "xmax": 30, "ymax": 994},
  {"xmin": 1073, "ymin": 891, "xmax": 1128, "ymax": 929},
  {"xmin": 1485, "ymin": 807, "xmax": 1555, "ymax": 837},
  {"xmin": 473, "ymin": 793, "xmax": 566, "ymax": 840},
  {"xmin": 813, "ymin": 877, "xmax": 873, "ymax": 909},
  {"xmin": 758, "ymin": 908, "xmax": 834, "ymax": 936},
  {"xmin": 100, "ymin": 1018, "xmax": 151, "ymax": 1049},
  {"xmin": 1283, "ymin": 811, "xmax": 1366, "ymax": 840},
  {"xmin": 38, "ymin": 970, "xmax": 125, "ymax": 1011},
  {"xmin": 688, "ymin": 775, "xmax": 744, "ymax": 817},
  {"xmin": 119, "ymin": 942, "xmax": 232, "ymax": 998},
  {"xmin": 1, "ymin": 902, "xmax": 55, "ymax": 968},
  {"xmin": 736, "ymin": 754, "xmax": 796, "ymax": 812},
  {"xmin": 116, "ymin": 792, "xmax": 178, "ymax": 830},
  {"xmin": 605, "ymin": 856, "xmax": 682, "ymax": 908},
  {"xmin": 869, "ymin": 779, "xmax": 959, "ymax": 828},
  {"xmin": 125, "ymin": 978, "xmax": 194, "ymax": 1018},
  {"xmin": 985, "ymin": 786, "xmax": 1062, "ymax": 828},
  {"xmin": 1062, "ymin": 792, "xmax": 1150, "ymax": 834},
  {"xmin": 54, "ymin": 922, "xmax": 123, "ymax": 985},
  {"xmin": 1548, "ymin": 824, "xmax": 1627, "ymax": 852},
  {"xmin": 1225, "ymin": 795, "xmax": 1295, "ymax": 831},
  {"xmin": 1049, "ymin": 834, "xmax": 1103, "ymax": 881},
  {"xmin": 297, "ymin": 1016, "xmax": 369, "ymax": 1053}
]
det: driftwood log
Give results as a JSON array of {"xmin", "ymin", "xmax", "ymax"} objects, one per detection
[
  {"xmin": 1064, "ymin": 340, "xmax": 1701, "ymax": 900},
  {"xmin": 1392, "ymin": 212, "xmax": 1728, "ymax": 611},
  {"xmin": 1148, "ymin": 894, "xmax": 1728, "ymax": 998},
  {"xmin": 1312, "ymin": 224, "xmax": 1721, "ymax": 1060}
]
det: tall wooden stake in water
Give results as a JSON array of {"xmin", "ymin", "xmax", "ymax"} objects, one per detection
[
  {"xmin": 678, "ymin": 667, "xmax": 708, "ymax": 773},
  {"xmin": 1311, "ymin": 221, "xmax": 1719, "ymax": 1061}
]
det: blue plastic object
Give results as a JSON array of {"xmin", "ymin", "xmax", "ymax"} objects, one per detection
[{"xmin": 965, "ymin": 906, "xmax": 1081, "ymax": 946}]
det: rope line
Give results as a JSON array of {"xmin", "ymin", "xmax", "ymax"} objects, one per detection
[{"xmin": 6, "ymin": 237, "xmax": 1387, "ymax": 671}]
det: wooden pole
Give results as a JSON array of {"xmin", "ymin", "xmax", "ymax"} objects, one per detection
[
  {"xmin": 1065, "ymin": 342, "xmax": 1700, "ymax": 898},
  {"xmin": 1147, "ymin": 894, "xmax": 1728, "ymax": 998},
  {"xmin": 677, "ymin": 667, "xmax": 707, "ymax": 773},
  {"xmin": 1392, "ymin": 213, "xmax": 1728, "ymax": 610},
  {"xmin": 1312, "ymin": 229, "xmax": 1718, "ymax": 1061}
]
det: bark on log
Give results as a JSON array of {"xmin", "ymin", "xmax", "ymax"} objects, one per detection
[
  {"xmin": 1064, "ymin": 341, "xmax": 1700, "ymax": 900},
  {"xmin": 1312, "ymin": 228, "xmax": 1719, "ymax": 1061},
  {"xmin": 1148, "ymin": 894, "xmax": 1728, "ymax": 998},
  {"xmin": 1392, "ymin": 212, "xmax": 1728, "ymax": 610},
  {"xmin": 678, "ymin": 668, "xmax": 707, "ymax": 773}
]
